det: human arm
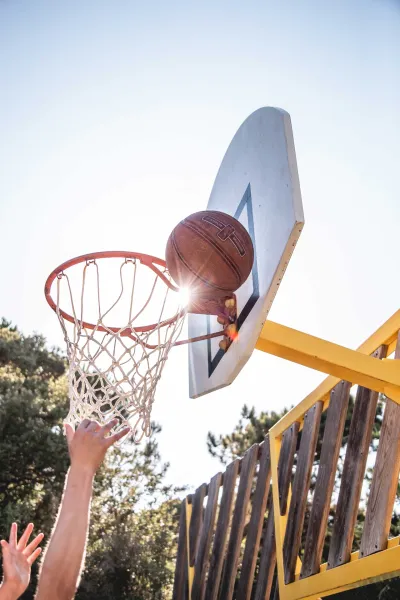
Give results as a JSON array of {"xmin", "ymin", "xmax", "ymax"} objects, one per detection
[
  {"xmin": 0, "ymin": 522, "xmax": 43, "ymax": 600},
  {"xmin": 35, "ymin": 419, "xmax": 129, "ymax": 600}
]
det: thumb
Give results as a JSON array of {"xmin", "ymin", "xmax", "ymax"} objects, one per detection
[{"xmin": 64, "ymin": 423, "xmax": 75, "ymax": 446}]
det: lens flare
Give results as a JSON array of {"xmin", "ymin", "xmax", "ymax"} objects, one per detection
[{"xmin": 178, "ymin": 287, "xmax": 191, "ymax": 307}]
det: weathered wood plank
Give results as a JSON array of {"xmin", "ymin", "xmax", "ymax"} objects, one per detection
[
  {"xmin": 278, "ymin": 422, "xmax": 300, "ymax": 514},
  {"xmin": 173, "ymin": 499, "xmax": 189, "ymax": 600},
  {"xmin": 360, "ymin": 335, "xmax": 400, "ymax": 557},
  {"xmin": 254, "ymin": 423, "xmax": 300, "ymax": 600},
  {"xmin": 283, "ymin": 401, "xmax": 323, "ymax": 584},
  {"xmin": 219, "ymin": 444, "xmax": 259, "ymax": 600},
  {"xmin": 254, "ymin": 496, "xmax": 276, "ymax": 600},
  {"xmin": 328, "ymin": 345, "xmax": 388, "ymax": 569},
  {"xmin": 190, "ymin": 483, "xmax": 207, "ymax": 567},
  {"xmin": 237, "ymin": 437, "xmax": 272, "ymax": 600},
  {"xmin": 301, "ymin": 381, "xmax": 351, "ymax": 578},
  {"xmin": 205, "ymin": 459, "xmax": 240, "ymax": 600},
  {"xmin": 273, "ymin": 578, "xmax": 280, "ymax": 600},
  {"xmin": 191, "ymin": 473, "xmax": 222, "ymax": 600}
]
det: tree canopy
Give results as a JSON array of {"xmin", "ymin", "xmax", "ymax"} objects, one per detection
[{"xmin": 0, "ymin": 318, "xmax": 182, "ymax": 599}]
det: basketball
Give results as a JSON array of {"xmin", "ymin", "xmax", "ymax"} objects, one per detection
[{"xmin": 165, "ymin": 210, "xmax": 254, "ymax": 295}]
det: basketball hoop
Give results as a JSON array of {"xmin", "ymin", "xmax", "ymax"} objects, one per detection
[{"xmin": 45, "ymin": 251, "xmax": 237, "ymax": 443}]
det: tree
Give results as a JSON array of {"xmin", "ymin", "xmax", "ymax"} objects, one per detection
[
  {"xmin": 79, "ymin": 496, "xmax": 181, "ymax": 600},
  {"xmin": 0, "ymin": 319, "xmax": 70, "ymax": 597},
  {"xmin": 77, "ymin": 424, "xmax": 183, "ymax": 600},
  {"xmin": 207, "ymin": 404, "xmax": 287, "ymax": 464},
  {"xmin": 0, "ymin": 319, "xmax": 182, "ymax": 599}
]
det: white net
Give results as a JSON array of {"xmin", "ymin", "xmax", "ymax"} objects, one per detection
[{"xmin": 52, "ymin": 255, "xmax": 187, "ymax": 443}]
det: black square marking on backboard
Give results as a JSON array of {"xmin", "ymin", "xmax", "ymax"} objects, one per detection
[{"xmin": 207, "ymin": 184, "xmax": 260, "ymax": 377}]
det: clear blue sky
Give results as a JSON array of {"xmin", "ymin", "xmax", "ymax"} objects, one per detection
[{"xmin": 1, "ymin": 0, "xmax": 399, "ymax": 489}]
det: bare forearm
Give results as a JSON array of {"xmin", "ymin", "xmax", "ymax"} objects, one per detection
[
  {"xmin": 0, "ymin": 583, "xmax": 19, "ymax": 600},
  {"xmin": 35, "ymin": 466, "xmax": 94, "ymax": 600}
]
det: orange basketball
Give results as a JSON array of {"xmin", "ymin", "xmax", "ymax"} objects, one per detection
[{"xmin": 165, "ymin": 210, "xmax": 254, "ymax": 295}]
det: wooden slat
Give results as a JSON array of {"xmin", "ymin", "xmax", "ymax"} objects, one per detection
[
  {"xmin": 237, "ymin": 437, "xmax": 272, "ymax": 599},
  {"xmin": 278, "ymin": 422, "xmax": 300, "ymax": 514},
  {"xmin": 219, "ymin": 444, "xmax": 259, "ymax": 600},
  {"xmin": 360, "ymin": 335, "xmax": 400, "ymax": 557},
  {"xmin": 283, "ymin": 401, "xmax": 323, "ymax": 584},
  {"xmin": 173, "ymin": 499, "xmax": 189, "ymax": 600},
  {"xmin": 254, "ymin": 423, "xmax": 300, "ymax": 600},
  {"xmin": 301, "ymin": 381, "xmax": 351, "ymax": 578},
  {"xmin": 190, "ymin": 483, "xmax": 207, "ymax": 566},
  {"xmin": 205, "ymin": 459, "xmax": 240, "ymax": 600},
  {"xmin": 328, "ymin": 345, "xmax": 388, "ymax": 569},
  {"xmin": 254, "ymin": 496, "xmax": 276, "ymax": 600},
  {"xmin": 273, "ymin": 578, "xmax": 280, "ymax": 600},
  {"xmin": 192, "ymin": 473, "xmax": 222, "ymax": 600}
]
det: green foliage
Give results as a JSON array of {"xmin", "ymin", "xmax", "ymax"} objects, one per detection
[
  {"xmin": 0, "ymin": 320, "xmax": 70, "ymax": 597},
  {"xmin": 207, "ymin": 404, "xmax": 286, "ymax": 464},
  {"xmin": 77, "ymin": 424, "xmax": 184, "ymax": 600},
  {"xmin": 0, "ymin": 320, "xmax": 69, "ymax": 524},
  {"xmin": 208, "ymin": 392, "xmax": 386, "ymax": 469},
  {"xmin": 0, "ymin": 319, "xmax": 182, "ymax": 599},
  {"xmin": 0, "ymin": 318, "xmax": 65, "ymax": 381},
  {"xmin": 79, "ymin": 498, "xmax": 181, "ymax": 600}
]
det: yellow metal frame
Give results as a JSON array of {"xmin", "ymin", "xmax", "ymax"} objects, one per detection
[
  {"xmin": 185, "ymin": 497, "xmax": 194, "ymax": 597},
  {"xmin": 182, "ymin": 311, "xmax": 400, "ymax": 599},
  {"xmin": 258, "ymin": 310, "xmax": 400, "ymax": 599}
]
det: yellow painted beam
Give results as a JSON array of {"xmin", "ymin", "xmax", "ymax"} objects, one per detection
[
  {"xmin": 295, "ymin": 556, "xmax": 303, "ymax": 577},
  {"xmin": 256, "ymin": 321, "xmax": 400, "ymax": 396},
  {"xmin": 185, "ymin": 498, "xmax": 194, "ymax": 599},
  {"xmin": 270, "ymin": 434, "xmax": 286, "ymax": 599},
  {"xmin": 387, "ymin": 337, "xmax": 398, "ymax": 357},
  {"xmin": 262, "ymin": 313, "xmax": 400, "ymax": 600},
  {"xmin": 279, "ymin": 545, "xmax": 400, "ymax": 600},
  {"xmin": 268, "ymin": 313, "xmax": 400, "ymax": 599},
  {"xmin": 318, "ymin": 536, "xmax": 400, "ymax": 574},
  {"xmin": 387, "ymin": 536, "xmax": 400, "ymax": 549},
  {"xmin": 256, "ymin": 310, "xmax": 400, "ymax": 435},
  {"xmin": 355, "ymin": 310, "xmax": 400, "ymax": 351}
]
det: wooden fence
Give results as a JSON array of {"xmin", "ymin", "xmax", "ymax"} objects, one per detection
[{"xmin": 173, "ymin": 316, "xmax": 400, "ymax": 600}]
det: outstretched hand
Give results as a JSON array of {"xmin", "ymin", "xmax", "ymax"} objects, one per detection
[
  {"xmin": 1, "ymin": 523, "xmax": 44, "ymax": 599},
  {"xmin": 64, "ymin": 419, "xmax": 130, "ymax": 476}
]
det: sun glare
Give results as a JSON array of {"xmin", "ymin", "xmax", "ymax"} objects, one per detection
[{"xmin": 178, "ymin": 287, "xmax": 191, "ymax": 307}]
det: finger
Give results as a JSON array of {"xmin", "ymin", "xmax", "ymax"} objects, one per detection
[
  {"xmin": 9, "ymin": 523, "xmax": 17, "ymax": 548},
  {"xmin": 23, "ymin": 532, "xmax": 44, "ymax": 556},
  {"xmin": 27, "ymin": 547, "xmax": 42, "ymax": 566},
  {"xmin": 98, "ymin": 418, "xmax": 118, "ymax": 437},
  {"xmin": 80, "ymin": 419, "xmax": 92, "ymax": 430},
  {"xmin": 64, "ymin": 423, "xmax": 75, "ymax": 446},
  {"xmin": 1, "ymin": 541, "xmax": 10, "ymax": 566},
  {"xmin": 17, "ymin": 522, "xmax": 34, "ymax": 550},
  {"xmin": 0, "ymin": 540, "xmax": 12, "ymax": 568},
  {"xmin": 106, "ymin": 427, "xmax": 131, "ymax": 447},
  {"xmin": 86, "ymin": 420, "xmax": 101, "ymax": 432}
]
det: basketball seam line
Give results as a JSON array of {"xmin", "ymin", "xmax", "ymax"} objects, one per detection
[
  {"xmin": 181, "ymin": 221, "xmax": 243, "ymax": 286},
  {"xmin": 170, "ymin": 232, "xmax": 236, "ymax": 292},
  {"xmin": 202, "ymin": 216, "xmax": 247, "ymax": 257}
]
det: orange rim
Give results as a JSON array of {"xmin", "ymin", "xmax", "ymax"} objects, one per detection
[{"xmin": 44, "ymin": 250, "xmax": 183, "ymax": 334}]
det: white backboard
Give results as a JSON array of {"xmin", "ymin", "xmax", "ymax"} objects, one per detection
[{"xmin": 188, "ymin": 107, "xmax": 304, "ymax": 398}]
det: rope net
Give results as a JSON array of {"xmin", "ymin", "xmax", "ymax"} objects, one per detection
[{"xmin": 54, "ymin": 256, "xmax": 186, "ymax": 443}]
